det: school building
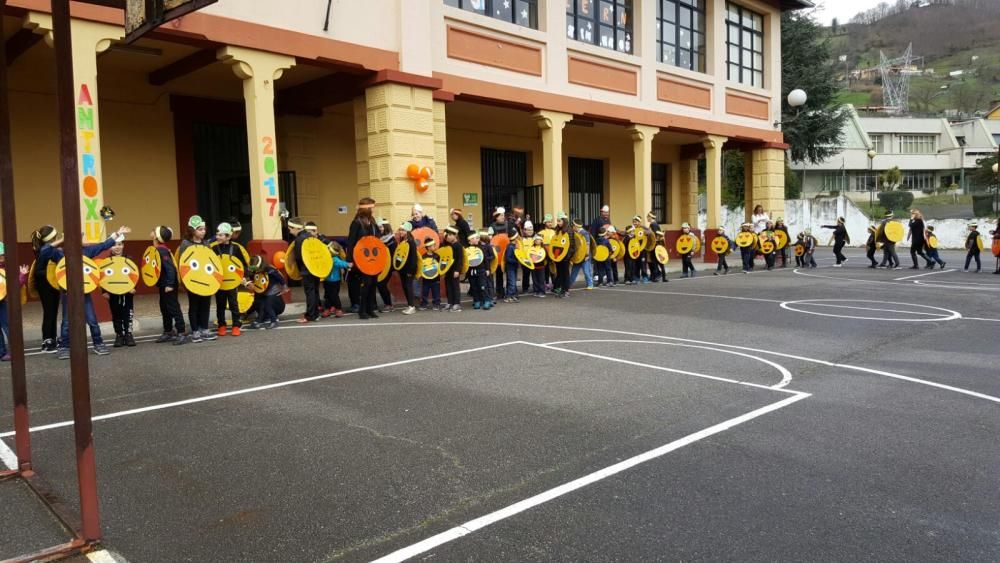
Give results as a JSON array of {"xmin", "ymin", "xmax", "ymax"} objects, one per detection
[{"xmin": 1, "ymin": 0, "xmax": 805, "ymax": 262}]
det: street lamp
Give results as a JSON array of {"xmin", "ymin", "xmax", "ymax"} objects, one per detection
[
  {"xmin": 868, "ymin": 149, "xmax": 877, "ymax": 219},
  {"xmin": 993, "ymin": 159, "xmax": 999, "ymax": 216},
  {"xmin": 774, "ymin": 89, "xmax": 808, "ymax": 128}
]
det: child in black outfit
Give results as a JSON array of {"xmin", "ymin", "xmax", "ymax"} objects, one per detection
[
  {"xmin": 420, "ymin": 238, "xmax": 443, "ymax": 311},
  {"xmin": 714, "ymin": 226, "xmax": 733, "ymax": 276},
  {"xmin": 964, "ymin": 223, "xmax": 981, "ymax": 273},
  {"xmin": 740, "ymin": 223, "xmax": 756, "ymax": 273},
  {"xmin": 443, "ymin": 226, "xmax": 464, "ymax": 312},
  {"xmin": 103, "ymin": 238, "xmax": 136, "ymax": 348},
  {"xmin": 679, "ymin": 222, "xmax": 696, "ymax": 278},
  {"xmin": 865, "ymin": 226, "xmax": 878, "ymax": 268},
  {"xmin": 151, "ymin": 226, "xmax": 186, "ymax": 344},
  {"xmin": 467, "ymin": 232, "xmax": 487, "ymax": 309}
]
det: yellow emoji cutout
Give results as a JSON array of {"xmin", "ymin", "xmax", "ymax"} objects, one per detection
[
  {"xmin": 711, "ymin": 236, "xmax": 730, "ymax": 255},
  {"xmin": 772, "ymin": 230, "xmax": 788, "ymax": 250},
  {"xmin": 437, "ymin": 245, "xmax": 455, "ymax": 275},
  {"xmin": 515, "ymin": 247, "xmax": 534, "ymax": 269},
  {"xmin": 794, "ymin": 243, "xmax": 805, "ymax": 257},
  {"xmin": 56, "ymin": 256, "xmax": 101, "ymax": 294},
  {"xmin": 141, "ymin": 245, "xmax": 161, "ymax": 287},
  {"xmin": 420, "ymin": 256, "xmax": 440, "ymax": 279},
  {"xmin": 465, "ymin": 246, "xmax": 484, "ymax": 268},
  {"xmin": 0, "ymin": 269, "xmax": 6, "ymax": 301},
  {"xmin": 884, "ymin": 221, "xmax": 904, "ymax": 243},
  {"xmin": 528, "ymin": 246, "xmax": 546, "ymax": 265},
  {"xmin": 571, "ymin": 233, "xmax": 588, "ymax": 264},
  {"xmin": 378, "ymin": 250, "xmax": 393, "ymax": 282},
  {"xmin": 46, "ymin": 261, "xmax": 59, "ymax": 290},
  {"xmin": 219, "ymin": 253, "xmax": 246, "ymax": 291},
  {"xmin": 99, "ymin": 256, "xmax": 139, "ymax": 295},
  {"xmin": 608, "ymin": 239, "xmax": 623, "ymax": 261},
  {"xmin": 675, "ymin": 234, "xmax": 697, "ymax": 255},
  {"xmin": 547, "ymin": 232, "xmax": 570, "ymax": 262},
  {"xmin": 735, "ymin": 231, "xmax": 757, "ymax": 248},
  {"xmin": 284, "ymin": 241, "xmax": 302, "ymax": 281},
  {"xmin": 178, "ymin": 245, "xmax": 223, "ymax": 297},
  {"xmin": 654, "ymin": 245, "xmax": 670, "ymax": 265},
  {"xmin": 593, "ymin": 245, "xmax": 610, "ymax": 262},
  {"xmin": 301, "ymin": 237, "xmax": 333, "ymax": 279},
  {"xmin": 237, "ymin": 291, "xmax": 254, "ymax": 314},
  {"xmin": 393, "ymin": 241, "xmax": 411, "ymax": 271},
  {"xmin": 252, "ymin": 271, "xmax": 270, "ymax": 293},
  {"xmin": 760, "ymin": 239, "xmax": 775, "ymax": 254},
  {"xmin": 627, "ymin": 236, "xmax": 644, "ymax": 259},
  {"xmin": 489, "ymin": 246, "xmax": 500, "ymax": 274}
]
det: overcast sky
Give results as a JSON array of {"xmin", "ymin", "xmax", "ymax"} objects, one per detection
[{"xmin": 809, "ymin": 0, "xmax": 884, "ymax": 26}]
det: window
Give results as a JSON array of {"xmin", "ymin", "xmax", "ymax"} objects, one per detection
[
  {"xmin": 898, "ymin": 135, "xmax": 935, "ymax": 154},
  {"xmin": 566, "ymin": 0, "xmax": 633, "ymax": 54},
  {"xmin": 725, "ymin": 3, "xmax": 764, "ymax": 88},
  {"xmin": 901, "ymin": 172, "xmax": 934, "ymax": 191},
  {"xmin": 656, "ymin": 0, "xmax": 706, "ymax": 72},
  {"xmin": 854, "ymin": 171, "xmax": 877, "ymax": 192},
  {"xmin": 869, "ymin": 134, "xmax": 885, "ymax": 154},
  {"xmin": 822, "ymin": 172, "xmax": 848, "ymax": 192},
  {"xmin": 445, "ymin": 0, "xmax": 538, "ymax": 29},
  {"xmin": 651, "ymin": 163, "xmax": 670, "ymax": 222},
  {"xmin": 955, "ymin": 135, "xmax": 966, "ymax": 147}
]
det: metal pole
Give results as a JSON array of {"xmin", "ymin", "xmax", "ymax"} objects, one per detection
[
  {"xmin": 51, "ymin": 0, "xmax": 101, "ymax": 542},
  {"xmin": 0, "ymin": 0, "xmax": 32, "ymax": 475},
  {"xmin": 869, "ymin": 157, "xmax": 874, "ymax": 219}
]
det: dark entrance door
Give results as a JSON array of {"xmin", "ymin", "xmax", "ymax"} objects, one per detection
[
  {"xmin": 569, "ymin": 156, "xmax": 603, "ymax": 226},
  {"xmin": 480, "ymin": 148, "xmax": 542, "ymax": 227},
  {"xmin": 193, "ymin": 122, "xmax": 252, "ymax": 240}
]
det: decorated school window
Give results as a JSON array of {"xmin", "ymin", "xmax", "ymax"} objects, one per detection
[
  {"xmin": 445, "ymin": 0, "xmax": 539, "ymax": 29},
  {"xmin": 566, "ymin": 0, "xmax": 633, "ymax": 54},
  {"xmin": 656, "ymin": 0, "xmax": 706, "ymax": 73},
  {"xmin": 725, "ymin": 2, "xmax": 764, "ymax": 88}
]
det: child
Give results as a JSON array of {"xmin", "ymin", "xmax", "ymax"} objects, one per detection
[
  {"xmin": 55, "ymin": 225, "xmax": 131, "ymax": 359},
  {"xmin": 530, "ymin": 235, "xmax": 547, "ymax": 296},
  {"xmin": 394, "ymin": 222, "xmax": 418, "ymax": 315},
  {"xmin": 102, "ymin": 238, "xmax": 136, "ymax": 347},
  {"xmin": 419, "ymin": 237, "xmax": 443, "ymax": 311},
  {"xmin": 288, "ymin": 217, "xmax": 321, "ymax": 322},
  {"xmin": 864, "ymin": 226, "xmax": 878, "ymax": 269},
  {"xmin": 467, "ymin": 232, "xmax": 487, "ymax": 309},
  {"xmin": 760, "ymin": 223, "xmax": 776, "ymax": 271},
  {"xmin": 247, "ymin": 255, "xmax": 287, "ymax": 329},
  {"xmin": 569, "ymin": 220, "xmax": 594, "ymax": 290},
  {"xmin": 0, "ymin": 242, "xmax": 26, "ymax": 362},
  {"xmin": 648, "ymin": 230, "xmax": 667, "ymax": 283},
  {"xmin": 177, "ymin": 215, "xmax": 216, "ymax": 343},
  {"xmin": 923, "ymin": 226, "xmax": 946, "ymax": 270},
  {"xmin": 794, "ymin": 232, "xmax": 806, "ymax": 268},
  {"xmin": 714, "ymin": 226, "xmax": 733, "ymax": 276},
  {"xmin": 607, "ymin": 226, "xmax": 620, "ymax": 285},
  {"xmin": 803, "ymin": 228, "xmax": 818, "ymax": 269},
  {"xmin": 376, "ymin": 218, "xmax": 395, "ymax": 313},
  {"xmin": 520, "ymin": 221, "xmax": 536, "ymax": 294},
  {"xmin": 774, "ymin": 217, "xmax": 790, "ymax": 268},
  {"xmin": 964, "ymin": 223, "xmax": 981, "ymax": 273},
  {"xmin": 595, "ymin": 227, "xmax": 613, "ymax": 286},
  {"xmin": 553, "ymin": 213, "xmax": 576, "ymax": 297},
  {"xmin": 443, "ymin": 226, "xmax": 464, "ymax": 312},
  {"xmin": 150, "ymin": 227, "xmax": 186, "ymax": 344},
  {"xmin": 622, "ymin": 226, "xmax": 635, "ymax": 285},
  {"xmin": 322, "ymin": 242, "xmax": 350, "ymax": 318},
  {"xmin": 30, "ymin": 225, "xmax": 64, "ymax": 352},
  {"xmin": 631, "ymin": 216, "xmax": 648, "ymax": 283},
  {"xmin": 213, "ymin": 222, "xmax": 244, "ymax": 336},
  {"xmin": 740, "ymin": 223, "xmax": 756, "ymax": 273},
  {"xmin": 820, "ymin": 217, "xmax": 849, "ymax": 267},
  {"xmin": 876, "ymin": 212, "xmax": 900, "ymax": 269},
  {"xmin": 679, "ymin": 222, "xmax": 696, "ymax": 278},
  {"xmin": 503, "ymin": 231, "xmax": 522, "ymax": 303},
  {"xmin": 478, "ymin": 231, "xmax": 497, "ymax": 308}
]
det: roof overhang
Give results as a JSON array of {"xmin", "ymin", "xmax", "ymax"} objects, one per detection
[{"xmin": 780, "ymin": 0, "xmax": 815, "ymax": 11}]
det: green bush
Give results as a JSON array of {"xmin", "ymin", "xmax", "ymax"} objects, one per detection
[
  {"xmin": 878, "ymin": 191, "xmax": 915, "ymax": 214},
  {"xmin": 972, "ymin": 195, "xmax": 994, "ymax": 217},
  {"xmin": 921, "ymin": 187, "xmax": 936, "ymax": 196}
]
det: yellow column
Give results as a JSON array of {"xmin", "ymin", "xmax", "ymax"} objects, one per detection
[
  {"xmin": 432, "ymin": 100, "xmax": 450, "ymax": 220},
  {"xmin": 703, "ymin": 135, "xmax": 727, "ymax": 230},
  {"xmin": 744, "ymin": 151, "xmax": 754, "ymax": 222},
  {"xmin": 26, "ymin": 14, "xmax": 123, "ymax": 243},
  {"xmin": 628, "ymin": 125, "xmax": 659, "ymax": 218},
  {"xmin": 218, "ymin": 47, "xmax": 295, "ymax": 241},
  {"xmin": 363, "ymin": 82, "xmax": 437, "ymax": 227},
  {"xmin": 751, "ymin": 147, "xmax": 786, "ymax": 220},
  {"xmin": 678, "ymin": 159, "xmax": 699, "ymax": 226},
  {"xmin": 533, "ymin": 110, "xmax": 573, "ymax": 216}
]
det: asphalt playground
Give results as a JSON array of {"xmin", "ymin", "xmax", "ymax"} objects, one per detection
[{"xmin": 2, "ymin": 248, "xmax": 999, "ymax": 562}]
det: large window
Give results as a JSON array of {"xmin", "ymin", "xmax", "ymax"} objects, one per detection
[
  {"xmin": 901, "ymin": 172, "xmax": 934, "ymax": 191},
  {"xmin": 822, "ymin": 172, "xmax": 848, "ymax": 192},
  {"xmin": 566, "ymin": 0, "xmax": 633, "ymax": 54},
  {"xmin": 899, "ymin": 135, "xmax": 935, "ymax": 154},
  {"xmin": 725, "ymin": 3, "xmax": 764, "ymax": 88},
  {"xmin": 445, "ymin": 0, "xmax": 539, "ymax": 29},
  {"xmin": 651, "ymin": 163, "xmax": 670, "ymax": 223},
  {"xmin": 869, "ymin": 134, "xmax": 885, "ymax": 154},
  {"xmin": 854, "ymin": 171, "xmax": 877, "ymax": 192},
  {"xmin": 656, "ymin": 0, "xmax": 706, "ymax": 72}
]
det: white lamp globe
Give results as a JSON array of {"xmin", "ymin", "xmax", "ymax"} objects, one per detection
[
  {"xmin": 787, "ymin": 89, "xmax": 807, "ymax": 108},
  {"xmin": 993, "ymin": 162, "xmax": 998, "ymax": 174},
  {"xmin": 868, "ymin": 149, "xmax": 877, "ymax": 159}
]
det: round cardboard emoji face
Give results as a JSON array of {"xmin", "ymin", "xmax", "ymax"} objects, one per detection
[
  {"xmin": 465, "ymin": 246, "xmax": 484, "ymax": 268},
  {"xmin": 352, "ymin": 236, "xmax": 390, "ymax": 276},
  {"xmin": 515, "ymin": 247, "xmax": 534, "ymax": 270},
  {"xmin": 609, "ymin": 239, "xmax": 623, "ymax": 261},
  {"xmin": 218, "ymin": 254, "xmax": 246, "ymax": 291},
  {"xmin": 675, "ymin": 234, "xmax": 697, "ymax": 255},
  {"xmin": 252, "ymin": 271, "xmax": 270, "ymax": 293},
  {"xmin": 654, "ymin": 245, "xmax": 670, "ymax": 265},
  {"xmin": 237, "ymin": 291, "xmax": 254, "ymax": 314},
  {"xmin": 711, "ymin": 236, "xmax": 730, "ymax": 255},
  {"xmin": 141, "ymin": 245, "xmax": 161, "ymax": 287},
  {"xmin": 300, "ymin": 237, "xmax": 333, "ymax": 279},
  {"xmin": 99, "ymin": 256, "xmax": 139, "ymax": 295},
  {"xmin": 412, "ymin": 227, "xmax": 440, "ymax": 256},
  {"xmin": 735, "ymin": 232, "xmax": 756, "ymax": 248},
  {"xmin": 634, "ymin": 228, "xmax": 647, "ymax": 250},
  {"xmin": 528, "ymin": 246, "xmax": 546, "ymax": 265},
  {"xmin": 490, "ymin": 246, "xmax": 500, "ymax": 273},
  {"xmin": 178, "ymin": 245, "xmax": 223, "ymax": 296},
  {"xmin": 420, "ymin": 256, "xmax": 440, "ymax": 279},
  {"xmin": 0, "ymin": 269, "xmax": 6, "ymax": 301},
  {"xmin": 272, "ymin": 250, "xmax": 287, "ymax": 270},
  {"xmin": 627, "ymin": 237, "xmax": 644, "ymax": 259},
  {"xmin": 56, "ymin": 256, "xmax": 101, "ymax": 294},
  {"xmin": 437, "ymin": 245, "xmax": 455, "ymax": 274},
  {"xmin": 378, "ymin": 251, "xmax": 393, "ymax": 282},
  {"xmin": 927, "ymin": 235, "xmax": 938, "ymax": 250},
  {"xmin": 976, "ymin": 235, "xmax": 984, "ymax": 251},
  {"xmin": 328, "ymin": 240, "xmax": 347, "ymax": 260},
  {"xmin": 593, "ymin": 245, "xmax": 610, "ymax": 262},
  {"xmin": 540, "ymin": 228, "xmax": 555, "ymax": 245},
  {"xmin": 884, "ymin": 221, "xmax": 904, "ymax": 243},
  {"xmin": 547, "ymin": 232, "xmax": 570, "ymax": 262},
  {"xmin": 393, "ymin": 240, "xmax": 411, "ymax": 271},
  {"xmin": 773, "ymin": 229, "xmax": 788, "ymax": 249},
  {"xmin": 760, "ymin": 240, "xmax": 775, "ymax": 254},
  {"xmin": 571, "ymin": 233, "xmax": 588, "ymax": 264},
  {"xmin": 46, "ymin": 261, "xmax": 59, "ymax": 290},
  {"xmin": 284, "ymin": 242, "xmax": 302, "ymax": 281},
  {"xmin": 794, "ymin": 243, "xmax": 805, "ymax": 257}
]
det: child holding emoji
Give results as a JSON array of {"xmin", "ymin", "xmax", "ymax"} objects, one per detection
[
  {"xmin": 149, "ymin": 226, "xmax": 188, "ymax": 345},
  {"xmin": 443, "ymin": 226, "xmax": 464, "ymax": 312},
  {"xmin": 101, "ymin": 238, "xmax": 137, "ymax": 348},
  {"xmin": 177, "ymin": 215, "xmax": 217, "ymax": 343}
]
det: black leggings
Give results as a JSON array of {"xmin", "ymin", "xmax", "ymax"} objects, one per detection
[
  {"xmin": 445, "ymin": 273, "xmax": 461, "ymax": 306},
  {"xmin": 323, "ymin": 280, "xmax": 342, "ymax": 311},
  {"xmin": 556, "ymin": 260, "xmax": 571, "ymax": 293},
  {"xmin": 36, "ymin": 276, "xmax": 61, "ymax": 342},
  {"xmin": 833, "ymin": 241, "xmax": 846, "ymax": 264},
  {"xmin": 159, "ymin": 287, "xmax": 185, "ymax": 333},
  {"xmin": 108, "ymin": 292, "xmax": 134, "ymax": 336},
  {"xmin": 910, "ymin": 240, "xmax": 930, "ymax": 267},
  {"xmin": 398, "ymin": 271, "xmax": 415, "ymax": 307},
  {"xmin": 187, "ymin": 293, "xmax": 212, "ymax": 332},
  {"xmin": 215, "ymin": 288, "xmax": 240, "ymax": 328},
  {"xmin": 358, "ymin": 274, "xmax": 377, "ymax": 315},
  {"xmin": 377, "ymin": 276, "xmax": 393, "ymax": 307}
]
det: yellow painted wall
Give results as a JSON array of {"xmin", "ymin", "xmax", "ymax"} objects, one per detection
[{"xmin": 3, "ymin": 90, "xmax": 61, "ymax": 242}]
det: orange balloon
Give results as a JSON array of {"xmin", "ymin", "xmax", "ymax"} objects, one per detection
[
  {"xmin": 412, "ymin": 227, "xmax": 440, "ymax": 256},
  {"xmin": 272, "ymin": 250, "xmax": 286, "ymax": 270},
  {"xmin": 406, "ymin": 163, "xmax": 420, "ymax": 179},
  {"xmin": 352, "ymin": 236, "xmax": 390, "ymax": 276}
]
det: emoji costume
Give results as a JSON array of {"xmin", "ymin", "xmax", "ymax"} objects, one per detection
[
  {"xmin": 290, "ymin": 219, "xmax": 322, "ymax": 322},
  {"xmin": 56, "ymin": 233, "xmax": 122, "ymax": 355},
  {"xmin": 821, "ymin": 218, "xmax": 850, "ymax": 266},
  {"xmin": 346, "ymin": 214, "xmax": 382, "ymax": 319},
  {"xmin": 30, "ymin": 226, "xmax": 63, "ymax": 352},
  {"xmin": 177, "ymin": 215, "xmax": 217, "ymax": 342},
  {"xmin": 100, "ymin": 252, "xmax": 138, "ymax": 347},
  {"xmin": 151, "ymin": 226, "xmax": 186, "ymax": 342},
  {"xmin": 213, "ymin": 224, "xmax": 246, "ymax": 335}
]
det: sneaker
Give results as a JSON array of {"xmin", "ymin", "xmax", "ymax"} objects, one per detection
[
  {"xmin": 535, "ymin": 293, "xmax": 545, "ymax": 298},
  {"xmin": 512, "ymin": 296, "xmax": 520, "ymax": 303},
  {"xmin": 217, "ymin": 326, "xmax": 227, "ymax": 337},
  {"xmin": 484, "ymin": 300, "xmax": 493, "ymax": 310},
  {"xmin": 173, "ymin": 334, "xmax": 190, "ymax": 345},
  {"xmin": 190, "ymin": 331, "xmax": 203, "ymax": 343},
  {"xmin": 57, "ymin": 347, "xmax": 70, "ymax": 360},
  {"xmin": 586, "ymin": 286, "xmax": 594, "ymax": 290},
  {"xmin": 940, "ymin": 262, "xmax": 946, "ymax": 269},
  {"xmin": 833, "ymin": 264, "xmax": 842, "ymax": 268},
  {"xmin": 379, "ymin": 306, "xmax": 393, "ymax": 314},
  {"xmin": 450, "ymin": 305, "xmax": 462, "ymax": 312},
  {"xmin": 266, "ymin": 321, "xmax": 279, "ymax": 329},
  {"xmin": 334, "ymin": 309, "xmax": 344, "ymax": 318},
  {"xmin": 473, "ymin": 301, "xmax": 482, "ymax": 309},
  {"xmin": 321, "ymin": 308, "xmax": 332, "ymax": 319},
  {"xmin": 113, "ymin": 334, "xmax": 125, "ymax": 348},
  {"xmin": 419, "ymin": 304, "xmax": 430, "ymax": 310},
  {"xmin": 125, "ymin": 334, "xmax": 136, "ymax": 347},
  {"xmin": 402, "ymin": 306, "xmax": 416, "ymax": 315},
  {"xmin": 93, "ymin": 344, "xmax": 111, "ymax": 356},
  {"xmin": 349, "ymin": 304, "xmax": 360, "ymax": 314},
  {"xmin": 369, "ymin": 311, "xmax": 379, "ymax": 319},
  {"xmin": 155, "ymin": 332, "xmax": 176, "ymax": 343},
  {"xmin": 297, "ymin": 316, "xmax": 312, "ymax": 324},
  {"xmin": 201, "ymin": 329, "xmax": 217, "ymax": 341},
  {"xmin": 231, "ymin": 326, "xmax": 242, "ymax": 337},
  {"xmin": 42, "ymin": 339, "xmax": 58, "ymax": 353},
  {"xmin": 249, "ymin": 322, "xmax": 264, "ymax": 330}
]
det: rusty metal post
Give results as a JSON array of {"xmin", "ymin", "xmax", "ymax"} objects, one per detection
[
  {"xmin": 0, "ymin": 0, "xmax": 33, "ymax": 475},
  {"xmin": 51, "ymin": 0, "xmax": 102, "ymax": 542}
]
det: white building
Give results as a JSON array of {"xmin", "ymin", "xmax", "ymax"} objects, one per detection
[{"xmin": 790, "ymin": 106, "xmax": 999, "ymax": 200}]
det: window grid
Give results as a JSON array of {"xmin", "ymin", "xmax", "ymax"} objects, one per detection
[
  {"xmin": 822, "ymin": 172, "xmax": 848, "ymax": 192},
  {"xmin": 869, "ymin": 134, "xmax": 885, "ymax": 154},
  {"xmin": 854, "ymin": 171, "xmax": 877, "ymax": 192},
  {"xmin": 656, "ymin": 0, "xmax": 706, "ymax": 72},
  {"xmin": 725, "ymin": 2, "xmax": 764, "ymax": 88},
  {"xmin": 445, "ymin": 0, "xmax": 539, "ymax": 29},
  {"xmin": 566, "ymin": 0, "xmax": 633, "ymax": 54},
  {"xmin": 901, "ymin": 172, "xmax": 934, "ymax": 191},
  {"xmin": 651, "ymin": 163, "xmax": 669, "ymax": 222},
  {"xmin": 898, "ymin": 135, "xmax": 935, "ymax": 154}
]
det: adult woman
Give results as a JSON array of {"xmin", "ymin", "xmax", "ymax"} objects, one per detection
[
  {"xmin": 751, "ymin": 205, "xmax": 770, "ymax": 234},
  {"xmin": 347, "ymin": 197, "xmax": 381, "ymax": 320},
  {"xmin": 31, "ymin": 225, "xmax": 63, "ymax": 352},
  {"xmin": 821, "ymin": 217, "xmax": 850, "ymax": 267},
  {"xmin": 907, "ymin": 209, "xmax": 931, "ymax": 269},
  {"xmin": 410, "ymin": 203, "xmax": 438, "ymax": 232},
  {"xmin": 552, "ymin": 212, "xmax": 577, "ymax": 297}
]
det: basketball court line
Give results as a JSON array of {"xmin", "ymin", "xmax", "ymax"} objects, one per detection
[
  {"xmin": 370, "ymin": 392, "xmax": 809, "ymax": 563},
  {"xmin": 0, "ymin": 437, "xmax": 17, "ymax": 470},
  {"xmin": 894, "ymin": 269, "xmax": 957, "ymax": 281},
  {"xmin": 595, "ymin": 286, "xmax": 781, "ymax": 303},
  {"xmin": 794, "ymin": 267, "xmax": 1000, "ymax": 291}
]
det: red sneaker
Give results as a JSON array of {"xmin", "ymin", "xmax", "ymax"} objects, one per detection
[
  {"xmin": 321, "ymin": 308, "xmax": 331, "ymax": 318},
  {"xmin": 217, "ymin": 326, "xmax": 227, "ymax": 337},
  {"xmin": 334, "ymin": 309, "xmax": 344, "ymax": 318},
  {"xmin": 231, "ymin": 326, "xmax": 242, "ymax": 337}
]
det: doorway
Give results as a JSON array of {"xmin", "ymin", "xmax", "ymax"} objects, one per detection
[
  {"xmin": 568, "ymin": 156, "xmax": 604, "ymax": 226},
  {"xmin": 193, "ymin": 122, "xmax": 252, "ymax": 240},
  {"xmin": 480, "ymin": 148, "xmax": 542, "ymax": 226}
]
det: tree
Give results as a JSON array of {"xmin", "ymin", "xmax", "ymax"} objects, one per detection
[
  {"xmin": 969, "ymin": 154, "xmax": 999, "ymax": 192},
  {"xmin": 781, "ymin": 10, "xmax": 847, "ymax": 164},
  {"xmin": 949, "ymin": 80, "xmax": 990, "ymax": 115},
  {"xmin": 831, "ymin": 17, "xmax": 839, "ymax": 34},
  {"xmin": 784, "ymin": 162, "xmax": 802, "ymax": 199},
  {"xmin": 880, "ymin": 166, "xmax": 903, "ymax": 190},
  {"xmin": 722, "ymin": 150, "xmax": 746, "ymax": 209},
  {"xmin": 909, "ymin": 80, "xmax": 942, "ymax": 112}
]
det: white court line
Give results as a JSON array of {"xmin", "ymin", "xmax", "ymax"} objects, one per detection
[
  {"xmin": 0, "ymin": 341, "xmax": 521, "ymax": 439},
  {"xmin": 964, "ymin": 317, "xmax": 1000, "ymax": 322},
  {"xmin": 793, "ymin": 268, "xmax": 1000, "ymax": 292},
  {"xmin": 370, "ymin": 392, "xmax": 809, "ymax": 563},
  {"xmin": 788, "ymin": 302, "xmax": 954, "ymax": 317},
  {"xmin": 86, "ymin": 550, "xmax": 122, "ymax": 563},
  {"xmin": 0, "ymin": 437, "xmax": 17, "ymax": 470},
  {"xmin": 596, "ymin": 287, "xmax": 781, "ymax": 303},
  {"xmin": 539, "ymin": 340, "xmax": 795, "ymax": 390},
  {"xmin": 894, "ymin": 269, "xmax": 956, "ymax": 281}
]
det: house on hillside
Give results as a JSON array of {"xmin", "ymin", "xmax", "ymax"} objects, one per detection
[{"xmin": 789, "ymin": 106, "xmax": 998, "ymax": 199}]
